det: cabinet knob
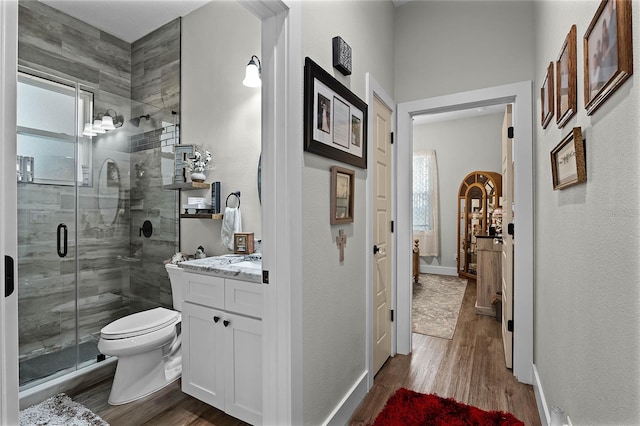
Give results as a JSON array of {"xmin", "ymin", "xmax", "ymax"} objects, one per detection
[
  {"xmin": 213, "ymin": 316, "xmax": 220, "ymax": 323},
  {"xmin": 223, "ymin": 320, "xmax": 230, "ymax": 327}
]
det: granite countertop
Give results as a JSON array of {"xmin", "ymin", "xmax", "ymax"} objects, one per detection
[{"xmin": 179, "ymin": 254, "xmax": 262, "ymax": 283}]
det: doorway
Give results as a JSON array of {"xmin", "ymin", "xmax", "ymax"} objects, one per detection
[{"xmin": 396, "ymin": 82, "xmax": 534, "ymax": 384}]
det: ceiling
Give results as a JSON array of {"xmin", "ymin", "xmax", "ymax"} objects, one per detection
[
  {"xmin": 42, "ymin": 0, "xmax": 501, "ymax": 125},
  {"xmin": 42, "ymin": 0, "xmax": 414, "ymax": 44},
  {"xmin": 41, "ymin": 0, "xmax": 210, "ymax": 43},
  {"xmin": 412, "ymin": 104, "xmax": 508, "ymax": 126}
]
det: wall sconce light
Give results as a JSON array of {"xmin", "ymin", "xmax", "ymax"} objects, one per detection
[
  {"xmin": 82, "ymin": 123, "xmax": 97, "ymax": 137},
  {"xmin": 83, "ymin": 109, "xmax": 124, "ymax": 137},
  {"xmin": 92, "ymin": 118, "xmax": 106, "ymax": 134},
  {"xmin": 242, "ymin": 55, "xmax": 262, "ymax": 87}
]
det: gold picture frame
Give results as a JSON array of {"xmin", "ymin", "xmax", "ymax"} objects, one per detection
[
  {"xmin": 330, "ymin": 166, "xmax": 354, "ymax": 225},
  {"xmin": 556, "ymin": 25, "xmax": 577, "ymax": 128},
  {"xmin": 551, "ymin": 127, "xmax": 586, "ymax": 190},
  {"xmin": 541, "ymin": 62, "xmax": 554, "ymax": 129},
  {"xmin": 583, "ymin": 0, "xmax": 633, "ymax": 115}
]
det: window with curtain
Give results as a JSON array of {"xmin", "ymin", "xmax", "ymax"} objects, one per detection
[{"xmin": 413, "ymin": 150, "xmax": 439, "ymax": 256}]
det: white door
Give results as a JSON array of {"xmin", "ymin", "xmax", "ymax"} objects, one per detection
[
  {"xmin": 373, "ymin": 96, "xmax": 393, "ymax": 374},
  {"xmin": 1, "ymin": 1, "xmax": 19, "ymax": 423},
  {"xmin": 501, "ymin": 105, "xmax": 514, "ymax": 369}
]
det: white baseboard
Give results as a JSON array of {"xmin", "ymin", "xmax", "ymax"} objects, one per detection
[
  {"xmin": 533, "ymin": 364, "xmax": 550, "ymax": 426},
  {"xmin": 420, "ymin": 265, "xmax": 458, "ymax": 276},
  {"xmin": 322, "ymin": 371, "xmax": 368, "ymax": 426}
]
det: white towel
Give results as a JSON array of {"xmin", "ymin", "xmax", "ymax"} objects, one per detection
[{"xmin": 221, "ymin": 206, "xmax": 242, "ymax": 250}]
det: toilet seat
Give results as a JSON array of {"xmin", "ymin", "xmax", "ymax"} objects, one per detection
[{"xmin": 100, "ymin": 307, "xmax": 180, "ymax": 340}]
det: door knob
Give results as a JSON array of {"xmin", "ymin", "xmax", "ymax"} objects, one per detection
[
  {"xmin": 373, "ymin": 245, "xmax": 386, "ymax": 256},
  {"xmin": 223, "ymin": 320, "xmax": 230, "ymax": 327},
  {"xmin": 213, "ymin": 316, "xmax": 220, "ymax": 323}
]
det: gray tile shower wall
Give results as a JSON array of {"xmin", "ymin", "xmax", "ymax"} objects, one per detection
[
  {"xmin": 128, "ymin": 18, "xmax": 181, "ymax": 312},
  {"xmin": 18, "ymin": 0, "xmax": 131, "ymax": 98},
  {"xmin": 131, "ymin": 18, "xmax": 181, "ymax": 116},
  {"xmin": 129, "ymin": 135, "xmax": 179, "ymax": 311},
  {"xmin": 17, "ymin": 1, "xmax": 181, "ymax": 362}
]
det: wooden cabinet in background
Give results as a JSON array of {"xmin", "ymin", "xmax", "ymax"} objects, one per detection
[{"xmin": 457, "ymin": 171, "xmax": 502, "ymax": 279}]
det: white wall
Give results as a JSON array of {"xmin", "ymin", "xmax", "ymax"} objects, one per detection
[
  {"xmin": 533, "ymin": 1, "xmax": 640, "ymax": 423},
  {"xmin": 181, "ymin": 1, "xmax": 261, "ymax": 256},
  {"xmin": 300, "ymin": 1, "xmax": 394, "ymax": 424},
  {"xmin": 394, "ymin": 0, "xmax": 535, "ymax": 102},
  {"xmin": 413, "ymin": 112, "xmax": 503, "ymax": 271}
]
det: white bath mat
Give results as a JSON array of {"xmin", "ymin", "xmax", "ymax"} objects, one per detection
[{"xmin": 20, "ymin": 393, "xmax": 108, "ymax": 426}]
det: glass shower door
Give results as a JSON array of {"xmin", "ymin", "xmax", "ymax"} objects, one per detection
[{"xmin": 16, "ymin": 70, "xmax": 90, "ymax": 388}]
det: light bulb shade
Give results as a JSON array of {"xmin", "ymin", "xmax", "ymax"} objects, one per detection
[
  {"xmin": 93, "ymin": 119, "xmax": 106, "ymax": 133},
  {"xmin": 82, "ymin": 123, "xmax": 97, "ymax": 137},
  {"xmin": 243, "ymin": 59, "xmax": 261, "ymax": 87},
  {"xmin": 101, "ymin": 115, "xmax": 115, "ymax": 130}
]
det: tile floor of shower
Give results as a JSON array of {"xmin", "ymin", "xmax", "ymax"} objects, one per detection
[
  {"xmin": 20, "ymin": 339, "xmax": 104, "ymax": 388},
  {"xmin": 19, "ymin": 338, "xmax": 103, "ymax": 388}
]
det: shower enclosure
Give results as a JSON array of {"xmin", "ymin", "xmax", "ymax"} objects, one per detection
[{"xmin": 17, "ymin": 68, "xmax": 180, "ymax": 390}]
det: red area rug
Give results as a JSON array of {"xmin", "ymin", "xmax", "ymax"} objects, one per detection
[{"xmin": 373, "ymin": 388, "xmax": 524, "ymax": 426}]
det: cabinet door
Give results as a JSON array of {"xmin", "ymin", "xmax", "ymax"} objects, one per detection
[
  {"xmin": 224, "ymin": 313, "xmax": 262, "ymax": 425},
  {"xmin": 182, "ymin": 302, "xmax": 226, "ymax": 409}
]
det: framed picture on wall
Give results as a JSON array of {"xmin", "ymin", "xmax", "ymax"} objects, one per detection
[
  {"xmin": 541, "ymin": 62, "xmax": 554, "ymax": 129},
  {"xmin": 304, "ymin": 57, "xmax": 368, "ymax": 169},
  {"xmin": 551, "ymin": 127, "xmax": 586, "ymax": 190},
  {"xmin": 584, "ymin": 0, "xmax": 633, "ymax": 115},
  {"xmin": 330, "ymin": 166, "xmax": 355, "ymax": 224},
  {"xmin": 556, "ymin": 25, "xmax": 577, "ymax": 128}
]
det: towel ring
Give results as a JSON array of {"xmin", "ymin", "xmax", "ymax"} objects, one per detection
[{"xmin": 226, "ymin": 191, "xmax": 241, "ymax": 208}]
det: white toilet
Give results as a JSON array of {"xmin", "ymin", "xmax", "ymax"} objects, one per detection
[{"xmin": 98, "ymin": 263, "xmax": 186, "ymax": 405}]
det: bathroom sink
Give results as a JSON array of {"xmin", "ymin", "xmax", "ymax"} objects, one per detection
[
  {"xmin": 179, "ymin": 254, "xmax": 263, "ymax": 283},
  {"xmin": 233, "ymin": 260, "xmax": 262, "ymax": 270}
]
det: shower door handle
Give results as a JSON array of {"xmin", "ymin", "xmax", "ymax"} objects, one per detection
[{"xmin": 57, "ymin": 223, "xmax": 68, "ymax": 258}]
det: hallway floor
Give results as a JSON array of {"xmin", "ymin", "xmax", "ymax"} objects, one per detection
[
  {"xmin": 69, "ymin": 279, "xmax": 540, "ymax": 425},
  {"xmin": 349, "ymin": 278, "xmax": 541, "ymax": 425}
]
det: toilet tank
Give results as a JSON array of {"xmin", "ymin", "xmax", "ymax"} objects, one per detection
[{"xmin": 165, "ymin": 263, "xmax": 185, "ymax": 311}]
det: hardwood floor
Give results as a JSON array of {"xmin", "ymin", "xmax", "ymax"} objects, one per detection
[
  {"xmin": 69, "ymin": 279, "xmax": 539, "ymax": 426},
  {"xmin": 349, "ymin": 279, "xmax": 541, "ymax": 426},
  {"xmin": 68, "ymin": 377, "xmax": 248, "ymax": 426}
]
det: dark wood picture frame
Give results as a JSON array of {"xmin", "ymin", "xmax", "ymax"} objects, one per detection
[
  {"xmin": 304, "ymin": 57, "xmax": 368, "ymax": 169},
  {"xmin": 556, "ymin": 25, "xmax": 577, "ymax": 128},
  {"xmin": 330, "ymin": 166, "xmax": 355, "ymax": 225},
  {"xmin": 541, "ymin": 62, "xmax": 555, "ymax": 129},
  {"xmin": 551, "ymin": 127, "xmax": 586, "ymax": 190},
  {"xmin": 584, "ymin": 0, "xmax": 633, "ymax": 115}
]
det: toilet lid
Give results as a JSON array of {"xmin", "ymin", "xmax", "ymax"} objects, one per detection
[{"xmin": 100, "ymin": 307, "xmax": 180, "ymax": 339}]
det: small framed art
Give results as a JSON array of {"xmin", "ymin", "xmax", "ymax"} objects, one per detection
[
  {"xmin": 234, "ymin": 232, "xmax": 255, "ymax": 254},
  {"xmin": 583, "ymin": 0, "xmax": 633, "ymax": 115},
  {"xmin": 541, "ymin": 62, "xmax": 554, "ymax": 129},
  {"xmin": 551, "ymin": 127, "xmax": 586, "ymax": 190},
  {"xmin": 556, "ymin": 25, "xmax": 577, "ymax": 128},
  {"xmin": 330, "ymin": 166, "xmax": 354, "ymax": 225}
]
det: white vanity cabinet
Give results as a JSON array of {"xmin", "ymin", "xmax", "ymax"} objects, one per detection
[{"xmin": 181, "ymin": 272, "xmax": 263, "ymax": 425}]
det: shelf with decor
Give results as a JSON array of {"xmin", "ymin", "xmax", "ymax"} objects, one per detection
[
  {"xmin": 180, "ymin": 213, "xmax": 224, "ymax": 220},
  {"xmin": 163, "ymin": 182, "xmax": 211, "ymax": 191},
  {"xmin": 457, "ymin": 170, "xmax": 502, "ymax": 280}
]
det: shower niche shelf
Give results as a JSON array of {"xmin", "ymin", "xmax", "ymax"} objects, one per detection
[{"xmin": 164, "ymin": 182, "xmax": 211, "ymax": 191}]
